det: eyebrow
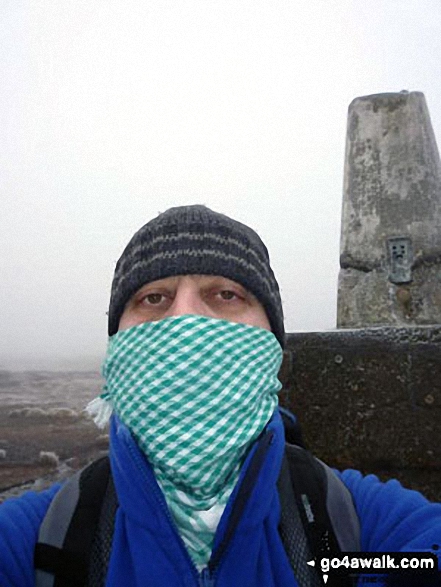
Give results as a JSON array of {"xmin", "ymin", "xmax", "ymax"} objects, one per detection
[
  {"xmin": 134, "ymin": 275, "xmax": 250, "ymax": 295},
  {"xmin": 196, "ymin": 276, "xmax": 247, "ymax": 289}
]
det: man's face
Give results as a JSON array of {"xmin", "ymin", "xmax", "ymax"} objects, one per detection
[{"xmin": 118, "ymin": 275, "xmax": 271, "ymax": 333}]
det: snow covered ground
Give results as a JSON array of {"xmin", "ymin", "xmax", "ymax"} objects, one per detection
[{"xmin": 0, "ymin": 370, "xmax": 107, "ymax": 502}]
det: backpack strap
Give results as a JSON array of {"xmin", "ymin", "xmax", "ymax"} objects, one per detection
[
  {"xmin": 279, "ymin": 406, "xmax": 306, "ymax": 447},
  {"xmin": 34, "ymin": 456, "xmax": 114, "ymax": 587},
  {"xmin": 87, "ymin": 468, "xmax": 118, "ymax": 586},
  {"xmin": 277, "ymin": 449, "xmax": 323, "ymax": 587},
  {"xmin": 278, "ymin": 443, "xmax": 360, "ymax": 586},
  {"xmin": 35, "ymin": 436, "xmax": 360, "ymax": 587}
]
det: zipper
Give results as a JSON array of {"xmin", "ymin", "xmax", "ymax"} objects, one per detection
[
  {"xmin": 205, "ymin": 430, "xmax": 275, "ymax": 580},
  {"xmin": 199, "ymin": 567, "xmax": 215, "ymax": 587},
  {"xmin": 125, "ymin": 435, "xmax": 202, "ymax": 582},
  {"xmin": 124, "ymin": 425, "xmax": 274, "ymax": 587}
]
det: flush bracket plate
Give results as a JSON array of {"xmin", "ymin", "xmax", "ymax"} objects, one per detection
[{"xmin": 387, "ymin": 237, "xmax": 413, "ymax": 284}]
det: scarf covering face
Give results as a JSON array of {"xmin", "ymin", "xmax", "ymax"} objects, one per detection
[{"xmin": 89, "ymin": 314, "xmax": 283, "ymax": 568}]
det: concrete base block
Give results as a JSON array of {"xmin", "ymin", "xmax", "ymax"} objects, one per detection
[{"xmin": 279, "ymin": 325, "xmax": 441, "ymax": 501}]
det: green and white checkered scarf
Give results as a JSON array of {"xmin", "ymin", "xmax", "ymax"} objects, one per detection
[{"xmin": 87, "ymin": 314, "xmax": 283, "ymax": 568}]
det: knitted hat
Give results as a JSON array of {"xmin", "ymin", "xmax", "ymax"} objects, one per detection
[{"xmin": 108, "ymin": 205, "xmax": 285, "ymax": 346}]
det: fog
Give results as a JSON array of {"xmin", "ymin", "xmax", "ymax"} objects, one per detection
[{"xmin": 1, "ymin": 0, "xmax": 441, "ymax": 369}]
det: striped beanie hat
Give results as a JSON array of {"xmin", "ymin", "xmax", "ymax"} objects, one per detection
[{"xmin": 108, "ymin": 205, "xmax": 285, "ymax": 346}]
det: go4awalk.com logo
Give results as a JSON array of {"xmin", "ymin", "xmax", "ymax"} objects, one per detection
[{"xmin": 306, "ymin": 551, "xmax": 439, "ymax": 585}]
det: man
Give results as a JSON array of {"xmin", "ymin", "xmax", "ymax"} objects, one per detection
[{"xmin": 0, "ymin": 204, "xmax": 440, "ymax": 587}]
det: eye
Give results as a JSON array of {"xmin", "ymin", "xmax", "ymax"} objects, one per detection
[
  {"xmin": 218, "ymin": 290, "xmax": 240, "ymax": 301},
  {"xmin": 140, "ymin": 293, "xmax": 166, "ymax": 305}
]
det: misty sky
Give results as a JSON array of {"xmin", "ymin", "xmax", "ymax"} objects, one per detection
[{"xmin": 1, "ymin": 1, "xmax": 441, "ymax": 369}]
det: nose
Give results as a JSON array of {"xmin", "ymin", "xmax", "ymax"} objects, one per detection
[{"xmin": 164, "ymin": 281, "xmax": 211, "ymax": 319}]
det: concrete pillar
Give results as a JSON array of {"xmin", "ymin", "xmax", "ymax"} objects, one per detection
[{"xmin": 337, "ymin": 91, "xmax": 441, "ymax": 328}]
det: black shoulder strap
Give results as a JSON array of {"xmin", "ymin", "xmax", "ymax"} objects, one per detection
[
  {"xmin": 278, "ymin": 443, "xmax": 360, "ymax": 586},
  {"xmin": 284, "ymin": 444, "xmax": 343, "ymax": 559},
  {"xmin": 279, "ymin": 406, "xmax": 306, "ymax": 448},
  {"xmin": 35, "ymin": 456, "xmax": 115, "ymax": 587},
  {"xmin": 35, "ymin": 428, "xmax": 360, "ymax": 587},
  {"xmin": 277, "ymin": 448, "xmax": 323, "ymax": 587},
  {"xmin": 87, "ymin": 468, "xmax": 118, "ymax": 587}
]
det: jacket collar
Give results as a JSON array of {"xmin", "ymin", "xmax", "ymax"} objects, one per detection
[{"xmin": 109, "ymin": 408, "xmax": 285, "ymax": 537}]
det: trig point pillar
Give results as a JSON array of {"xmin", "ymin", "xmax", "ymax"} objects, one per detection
[{"xmin": 337, "ymin": 91, "xmax": 441, "ymax": 327}]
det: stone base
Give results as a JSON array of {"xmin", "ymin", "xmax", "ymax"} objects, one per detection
[{"xmin": 279, "ymin": 325, "xmax": 441, "ymax": 502}]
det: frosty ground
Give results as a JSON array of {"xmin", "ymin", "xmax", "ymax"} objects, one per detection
[{"xmin": 0, "ymin": 370, "xmax": 107, "ymax": 502}]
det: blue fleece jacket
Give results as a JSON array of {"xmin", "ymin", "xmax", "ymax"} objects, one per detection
[{"xmin": 0, "ymin": 410, "xmax": 440, "ymax": 587}]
